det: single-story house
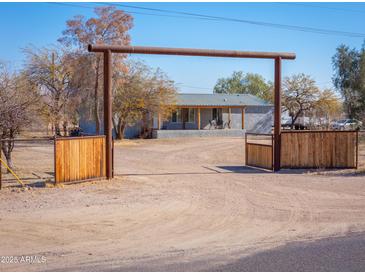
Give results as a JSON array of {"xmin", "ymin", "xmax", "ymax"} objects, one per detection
[
  {"xmin": 152, "ymin": 93, "xmax": 273, "ymax": 138},
  {"xmin": 79, "ymin": 93, "xmax": 273, "ymax": 138}
]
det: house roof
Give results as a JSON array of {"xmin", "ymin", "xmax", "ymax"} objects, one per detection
[{"xmin": 175, "ymin": 93, "xmax": 271, "ymax": 107}]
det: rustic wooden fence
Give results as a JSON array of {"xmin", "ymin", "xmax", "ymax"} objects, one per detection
[
  {"xmin": 280, "ymin": 130, "xmax": 358, "ymax": 169},
  {"xmin": 55, "ymin": 136, "xmax": 106, "ymax": 183},
  {"xmin": 245, "ymin": 133, "xmax": 273, "ymax": 170}
]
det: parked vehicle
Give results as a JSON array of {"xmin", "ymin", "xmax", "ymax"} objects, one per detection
[{"xmin": 331, "ymin": 119, "xmax": 363, "ymax": 130}]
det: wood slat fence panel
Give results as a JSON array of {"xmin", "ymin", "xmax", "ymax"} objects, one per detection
[
  {"xmin": 55, "ymin": 136, "xmax": 106, "ymax": 183},
  {"xmin": 280, "ymin": 131, "xmax": 357, "ymax": 169},
  {"xmin": 246, "ymin": 143, "xmax": 273, "ymax": 170}
]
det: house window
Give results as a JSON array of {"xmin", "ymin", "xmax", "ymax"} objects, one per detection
[
  {"xmin": 188, "ymin": 108, "xmax": 195, "ymax": 123},
  {"xmin": 171, "ymin": 109, "xmax": 181, "ymax": 123}
]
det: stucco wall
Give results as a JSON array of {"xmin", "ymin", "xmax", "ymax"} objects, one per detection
[
  {"xmin": 79, "ymin": 118, "xmax": 142, "ymax": 139},
  {"xmin": 245, "ymin": 106, "xmax": 273, "ymax": 133}
]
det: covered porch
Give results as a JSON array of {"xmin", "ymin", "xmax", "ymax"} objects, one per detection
[{"xmin": 155, "ymin": 106, "xmax": 246, "ymax": 131}]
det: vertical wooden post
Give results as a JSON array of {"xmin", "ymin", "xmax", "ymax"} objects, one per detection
[
  {"xmin": 241, "ymin": 107, "xmax": 245, "ymax": 129},
  {"xmin": 0, "ymin": 141, "xmax": 2, "ymax": 190},
  {"xmin": 271, "ymin": 134, "xmax": 274, "ymax": 171},
  {"xmin": 112, "ymin": 138, "xmax": 115, "ymax": 177},
  {"xmin": 273, "ymin": 57, "xmax": 282, "ymax": 171},
  {"xmin": 197, "ymin": 108, "xmax": 201, "ymax": 130},
  {"xmin": 54, "ymin": 137, "xmax": 57, "ymax": 183},
  {"xmin": 104, "ymin": 50, "xmax": 113, "ymax": 179},
  {"xmin": 228, "ymin": 108, "xmax": 231, "ymax": 129},
  {"xmin": 356, "ymin": 130, "xmax": 359, "ymax": 169},
  {"xmin": 245, "ymin": 133, "xmax": 248, "ymax": 165}
]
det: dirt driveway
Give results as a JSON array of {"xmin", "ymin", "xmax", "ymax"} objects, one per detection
[{"xmin": 1, "ymin": 137, "xmax": 365, "ymax": 271}]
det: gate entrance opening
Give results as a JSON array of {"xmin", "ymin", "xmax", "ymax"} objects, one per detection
[{"xmin": 88, "ymin": 44, "xmax": 296, "ymax": 178}]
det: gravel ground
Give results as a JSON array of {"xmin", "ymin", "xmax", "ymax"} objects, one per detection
[{"xmin": 0, "ymin": 137, "xmax": 364, "ymax": 271}]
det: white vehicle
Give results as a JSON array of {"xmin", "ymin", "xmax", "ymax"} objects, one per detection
[{"xmin": 331, "ymin": 119, "xmax": 363, "ymax": 130}]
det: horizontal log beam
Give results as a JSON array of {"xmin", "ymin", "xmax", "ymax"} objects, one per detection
[{"xmin": 88, "ymin": 45, "xmax": 296, "ymax": 60}]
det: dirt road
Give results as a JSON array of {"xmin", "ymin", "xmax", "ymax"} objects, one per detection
[{"xmin": 1, "ymin": 137, "xmax": 365, "ymax": 271}]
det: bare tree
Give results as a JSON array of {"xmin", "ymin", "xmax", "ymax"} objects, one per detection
[
  {"xmin": 59, "ymin": 6, "xmax": 133, "ymax": 134},
  {"xmin": 24, "ymin": 47, "xmax": 79, "ymax": 136},
  {"xmin": 282, "ymin": 74, "xmax": 320, "ymax": 129},
  {"xmin": 0, "ymin": 63, "xmax": 38, "ymax": 169}
]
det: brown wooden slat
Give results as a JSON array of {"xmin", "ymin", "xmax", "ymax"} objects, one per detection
[
  {"xmin": 55, "ymin": 136, "xmax": 106, "ymax": 183},
  {"xmin": 280, "ymin": 131, "xmax": 357, "ymax": 169},
  {"xmin": 246, "ymin": 143, "xmax": 273, "ymax": 170}
]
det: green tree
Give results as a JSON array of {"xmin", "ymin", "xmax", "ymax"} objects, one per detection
[
  {"xmin": 332, "ymin": 44, "xmax": 365, "ymax": 119},
  {"xmin": 213, "ymin": 71, "xmax": 273, "ymax": 102}
]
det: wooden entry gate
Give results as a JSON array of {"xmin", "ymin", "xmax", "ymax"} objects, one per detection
[
  {"xmin": 245, "ymin": 133, "xmax": 273, "ymax": 170},
  {"xmin": 245, "ymin": 130, "xmax": 359, "ymax": 171},
  {"xmin": 55, "ymin": 136, "xmax": 106, "ymax": 183}
]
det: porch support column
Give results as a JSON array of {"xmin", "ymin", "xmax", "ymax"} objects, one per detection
[
  {"xmin": 197, "ymin": 108, "xmax": 201, "ymax": 130},
  {"xmin": 273, "ymin": 57, "xmax": 282, "ymax": 171},
  {"xmin": 241, "ymin": 107, "xmax": 245, "ymax": 129},
  {"xmin": 228, "ymin": 107, "xmax": 232, "ymax": 129}
]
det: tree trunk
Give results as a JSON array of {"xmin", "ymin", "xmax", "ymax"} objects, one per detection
[
  {"xmin": 113, "ymin": 116, "xmax": 125, "ymax": 140},
  {"xmin": 117, "ymin": 120, "xmax": 126, "ymax": 140},
  {"xmin": 5, "ymin": 154, "xmax": 13, "ymax": 173},
  {"xmin": 63, "ymin": 121, "xmax": 68, "ymax": 136},
  {"xmin": 116, "ymin": 123, "xmax": 125, "ymax": 140},
  {"xmin": 290, "ymin": 111, "xmax": 301, "ymax": 129},
  {"xmin": 290, "ymin": 116, "xmax": 295, "ymax": 129},
  {"xmin": 2, "ymin": 140, "xmax": 15, "ymax": 172},
  {"xmin": 140, "ymin": 113, "xmax": 152, "ymax": 139},
  {"xmin": 54, "ymin": 121, "xmax": 61, "ymax": 136},
  {"xmin": 94, "ymin": 58, "xmax": 101, "ymax": 135}
]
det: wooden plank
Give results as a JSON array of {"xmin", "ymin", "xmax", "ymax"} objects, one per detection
[
  {"xmin": 94, "ymin": 138, "xmax": 101, "ymax": 178},
  {"xmin": 55, "ymin": 140, "xmax": 64, "ymax": 183},
  {"xmin": 69, "ymin": 139, "xmax": 79, "ymax": 181},
  {"xmin": 54, "ymin": 136, "xmax": 107, "ymax": 183},
  {"xmin": 280, "ymin": 131, "xmax": 357, "ymax": 169},
  {"xmin": 101, "ymin": 138, "xmax": 105, "ymax": 177},
  {"xmin": 79, "ymin": 139, "xmax": 86, "ymax": 180},
  {"xmin": 246, "ymin": 143, "xmax": 273, "ymax": 170}
]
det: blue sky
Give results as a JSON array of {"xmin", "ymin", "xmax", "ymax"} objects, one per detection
[{"xmin": 0, "ymin": 2, "xmax": 365, "ymax": 94}]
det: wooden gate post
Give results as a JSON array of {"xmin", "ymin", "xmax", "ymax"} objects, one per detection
[
  {"xmin": 273, "ymin": 57, "xmax": 282, "ymax": 171},
  {"xmin": 0, "ymin": 141, "xmax": 2, "ymax": 190},
  {"xmin": 104, "ymin": 50, "xmax": 113, "ymax": 179}
]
